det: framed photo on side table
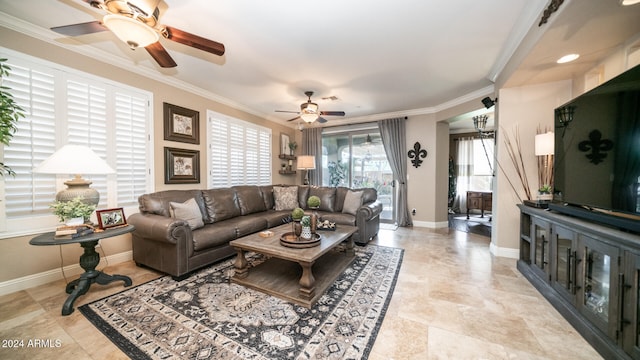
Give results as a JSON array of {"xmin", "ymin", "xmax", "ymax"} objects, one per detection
[
  {"xmin": 164, "ymin": 147, "xmax": 200, "ymax": 184},
  {"xmin": 96, "ymin": 208, "xmax": 127, "ymax": 229},
  {"xmin": 164, "ymin": 102, "xmax": 200, "ymax": 144}
]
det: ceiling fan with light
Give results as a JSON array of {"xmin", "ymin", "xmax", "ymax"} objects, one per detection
[
  {"xmin": 276, "ymin": 91, "xmax": 345, "ymax": 124},
  {"xmin": 50, "ymin": 0, "xmax": 225, "ymax": 68}
]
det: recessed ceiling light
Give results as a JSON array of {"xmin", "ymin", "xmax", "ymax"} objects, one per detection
[
  {"xmin": 557, "ymin": 54, "xmax": 580, "ymax": 64},
  {"xmin": 620, "ymin": 0, "xmax": 640, "ymax": 6}
]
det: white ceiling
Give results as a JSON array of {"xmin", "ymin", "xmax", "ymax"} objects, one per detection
[{"xmin": 1, "ymin": 0, "xmax": 639, "ymax": 130}]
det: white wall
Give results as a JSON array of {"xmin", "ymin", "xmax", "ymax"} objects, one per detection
[{"xmin": 491, "ymin": 80, "xmax": 572, "ymax": 257}]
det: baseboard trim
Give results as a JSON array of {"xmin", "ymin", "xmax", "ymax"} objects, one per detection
[
  {"xmin": 413, "ymin": 220, "xmax": 449, "ymax": 228},
  {"xmin": 0, "ymin": 250, "xmax": 132, "ymax": 297},
  {"xmin": 489, "ymin": 242, "xmax": 519, "ymax": 259}
]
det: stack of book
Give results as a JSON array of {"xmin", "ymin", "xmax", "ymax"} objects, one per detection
[{"xmin": 54, "ymin": 224, "xmax": 94, "ymax": 240}]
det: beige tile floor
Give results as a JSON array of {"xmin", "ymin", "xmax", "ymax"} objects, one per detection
[{"xmin": 0, "ymin": 226, "xmax": 602, "ymax": 359}]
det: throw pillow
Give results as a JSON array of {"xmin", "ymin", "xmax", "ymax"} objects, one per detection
[
  {"xmin": 273, "ymin": 186, "xmax": 299, "ymax": 210},
  {"xmin": 170, "ymin": 198, "xmax": 204, "ymax": 230},
  {"xmin": 342, "ymin": 190, "xmax": 364, "ymax": 215}
]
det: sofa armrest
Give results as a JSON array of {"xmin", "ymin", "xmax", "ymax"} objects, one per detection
[
  {"xmin": 357, "ymin": 200, "xmax": 383, "ymax": 220},
  {"xmin": 128, "ymin": 213, "xmax": 190, "ymax": 245}
]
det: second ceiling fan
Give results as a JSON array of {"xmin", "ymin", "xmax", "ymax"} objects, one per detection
[{"xmin": 276, "ymin": 91, "xmax": 345, "ymax": 124}]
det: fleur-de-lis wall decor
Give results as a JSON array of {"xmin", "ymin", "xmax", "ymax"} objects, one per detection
[
  {"xmin": 408, "ymin": 142, "xmax": 427, "ymax": 168},
  {"xmin": 578, "ymin": 129, "xmax": 614, "ymax": 165}
]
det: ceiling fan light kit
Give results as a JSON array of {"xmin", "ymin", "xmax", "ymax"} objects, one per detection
[{"xmin": 102, "ymin": 14, "xmax": 159, "ymax": 48}]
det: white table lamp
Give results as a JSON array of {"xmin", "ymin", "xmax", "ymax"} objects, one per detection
[
  {"xmin": 297, "ymin": 155, "xmax": 316, "ymax": 185},
  {"xmin": 33, "ymin": 144, "xmax": 115, "ymax": 206}
]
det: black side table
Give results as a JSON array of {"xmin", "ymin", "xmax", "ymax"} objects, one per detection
[{"xmin": 29, "ymin": 224, "xmax": 135, "ymax": 316}]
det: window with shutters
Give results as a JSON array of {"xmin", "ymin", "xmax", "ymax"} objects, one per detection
[
  {"xmin": 0, "ymin": 49, "xmax": 152, "ymax": 237},
  {"xmin": 207, "ymin": 110, "xmax": 271, "ymax": 188}
]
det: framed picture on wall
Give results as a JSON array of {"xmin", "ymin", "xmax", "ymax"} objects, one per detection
[
  {"xmin": 280, "ymin": 133, "xmax": 290, "ymax": 155},
  {"xmin": 164, "ymin": 102, "xmax": 200, "ymax": 144},
  {"xmin": 164, "ymin": 147, "xmax": 200, "ymax": 184}
]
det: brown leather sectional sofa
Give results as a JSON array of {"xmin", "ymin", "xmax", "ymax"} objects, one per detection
[{"xmin": 128, "ymin": 185, "xmax": 382, "ymax": 279}]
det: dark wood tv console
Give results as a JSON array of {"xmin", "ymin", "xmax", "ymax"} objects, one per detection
[{"xmin": 518, "ymin": 204, "xmax": 640, "ymax": 359}]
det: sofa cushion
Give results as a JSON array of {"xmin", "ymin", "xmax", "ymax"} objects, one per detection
[
  {"xmin": 260, "ymin": 185, "xmax": 275, "ymax": 210},
  {"xmin": 234, "ymin": 186, "xmax": 267, "ymax": 215},
  {"xmin": 192, "ymin": 222, "xmax": 238, "ymax": 251},
  {"xmin": 309, "ymin": 187, "xmax": 336, "ymax": 212},
  {"xmin": 202, "ymin": 188, "xmax": 241, "ymax": 223},
  {"xmin": 342, "ymin": 190, "xmax": 364, "ymax": 215},
  {"xmin": 274, "ymin": 186, "xmax": 298, "ymax": 210},
  {"xmin": 169, "ymin": 198, "xmax": 204, "ymax": 230},
  {"xmin": 139, "ymin": 190, "xmax": 206, "ymax": 218},
  {"xmin": 298, "ymin": 186, "xmax": 310, "ymax": 208},
  {"xmin": 334, "ymin": 187, "xmax": 349, "ymax": 212},
  {"xmin": 320, "ymin": 212, "xmax": 356, "ymax": 226}
]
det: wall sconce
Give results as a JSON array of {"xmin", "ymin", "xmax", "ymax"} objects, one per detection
[
  {"xmin": 555, "ymin": 105, "xmax": 575, "ymax": 128},
  {"xmin": 481, "ymin": 97, "xmax": 497, "ymax": 109}
]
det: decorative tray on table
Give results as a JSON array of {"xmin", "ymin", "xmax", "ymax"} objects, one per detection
[{"xmin": 280, "ymin": 232, "xmax": 321, "ymax": 248}]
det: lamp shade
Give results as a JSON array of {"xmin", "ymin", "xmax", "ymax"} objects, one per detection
[
  {"xmin": 297, "ymin": 155, "xmax": 316, "ymax": 170},
  {"xmin": 535, "ymin": 132, "xmax": 555, "ymax": 156},
  {"xmin": 102, "ymin": 14, "xmax": 159, "ymax": 48},
  {"xmin": 34, "ymin": 144, "xmax": 115, "ymax": 175}
]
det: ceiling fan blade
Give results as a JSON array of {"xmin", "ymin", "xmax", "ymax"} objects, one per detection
[
  {"xmin": 287, "ymin": 116, "xmax": 301, "ymax": 122},
  {"xmin": 317, "ymin": 117, "xmax": 328, "ymax": 124},
  {"xmin": 275, "ymin": 110, "xmax": 299, "ymax": 114},
  {"xmin": 51, "ymin": 21, "xmax": 108, "ymax": 36},
  {"xmin": 320, "ymin": 111, "xmax": 345, "ymax": 117},
  {"xmin": 145, "ymin": 42, "xmax": 177, "ymax": 68},
  {"xmin": 164, "ymin": 26, "xmax": 225, "ymax": 56}
]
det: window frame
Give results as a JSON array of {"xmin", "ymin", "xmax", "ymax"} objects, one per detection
[{"xmin": 206, "ymin": 110, "xmax": 272, "ymax": 188}]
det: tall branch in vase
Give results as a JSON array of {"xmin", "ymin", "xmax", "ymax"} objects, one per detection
[{"xmin": 499, "ymin": 125, "xmax": 532, "ymax": 201}]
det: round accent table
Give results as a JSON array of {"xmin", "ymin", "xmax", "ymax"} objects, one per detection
[{"xmin": 29, "ymin": 224, "xmax": 135, "ymax": 316}]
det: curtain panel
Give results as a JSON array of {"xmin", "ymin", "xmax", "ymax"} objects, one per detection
[
  {"xmin": 301, "ymin": 127, "xmax": 323, "ymax": 185},
  {"xmin": 378, "ymin": 117, "xmax": 412, "ymax": 227}
]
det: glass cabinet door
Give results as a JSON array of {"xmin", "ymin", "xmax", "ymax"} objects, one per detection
[
  {"xmin": 623, "ymin": 251, "xmax": 640, "ymax": 358},
  {"xmin": 552, "ymin": 225, "xmax": 578, "ymax": 304},
  {"xmin": 579, "ymin": 235, "xmax": 619, "ymax": 338},
  {"xmin": 532, "ymin": 218, "xmax": 550, "ymax": 280}
]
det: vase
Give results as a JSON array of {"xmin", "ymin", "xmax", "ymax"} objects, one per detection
[
  {"xmin": 293, "ymin": 221, "xmax": 302, "ymax": 237},
  {"xmin": 537, "ymin": 192, "xmax": 553, "ymax": 201},
  {"xmin": 301, "ymin": 226, "xmax": 312, "ymax": 239},
  {"xmin": 310, "ymin": 211, "xmax": 318, "ymax": 234}
]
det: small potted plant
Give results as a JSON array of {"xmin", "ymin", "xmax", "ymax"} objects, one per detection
[
  {"xmin": 538, "ymin": 184, "xmax": 553, "ymax": 201},
  {"xmin": 50, "ymin": 196, "xmax": 96, "ymax": 224},
  {"xmin": 307, "ymin": 195, "xmax": 321, "ymax": 233},
  {"xmin": 288, "ymin": 141, "xmax": 297, "ymax": 156},
  {"xmin": 291, "ymin": 207, "xmax": 304, "ymax": 236},
  {"xmin": 300, "ymin": 215, "xmax": 312, "ymax": 239},
  {"xmin": 307, "ymin": 195, "xmax": 321, "ymax": 209}
]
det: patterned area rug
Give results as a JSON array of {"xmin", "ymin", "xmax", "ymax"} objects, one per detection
[{"xmin": 80, "ymin": 244, "xmax": 403, "ymax": 360}]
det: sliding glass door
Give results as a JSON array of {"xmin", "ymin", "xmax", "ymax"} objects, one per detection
[{"xmin": 322, "ymin": 131, "xmax": 395, "ymax": 223}]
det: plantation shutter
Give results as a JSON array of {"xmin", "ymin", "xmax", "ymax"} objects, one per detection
[
  {"xmin": 66, "ymin": 79, "xmax": 109, "ymax": 207},
  {"xmin": 258, "ymin": 129, "xmax": 271, "ymax": 185},
  {"xmin": 114, "ymin": 93, "xmax": 149, "ymax": 207},
  {"xmin": 207, "ymin": 111, "xmax": 271, "ymax": 188},
  {"xmin": 2, "ymin": 63, "xmax": 57, "ymax": 217}
]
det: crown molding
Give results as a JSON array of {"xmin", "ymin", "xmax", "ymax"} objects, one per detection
[{"xmin": 487, "ymin": 1, "xmax": 549, "ymax": 82}]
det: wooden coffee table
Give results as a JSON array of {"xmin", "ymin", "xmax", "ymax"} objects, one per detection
[{"xmin": 230, "ymin": 223, "xmax": 357, "ymax": 308}]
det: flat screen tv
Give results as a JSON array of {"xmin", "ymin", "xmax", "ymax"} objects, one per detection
[{"xmin": 550, "ymin": 63, "xmax": 640, "ymax": 234}]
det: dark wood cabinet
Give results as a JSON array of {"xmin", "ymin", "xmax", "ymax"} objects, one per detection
[
  {"xmin": 466, "ymin": 191, "xmax": 492, "ymax": 219},
  {"xmin": 518, "ymin": 205, "xmax": 639, "ymax": 359}
]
